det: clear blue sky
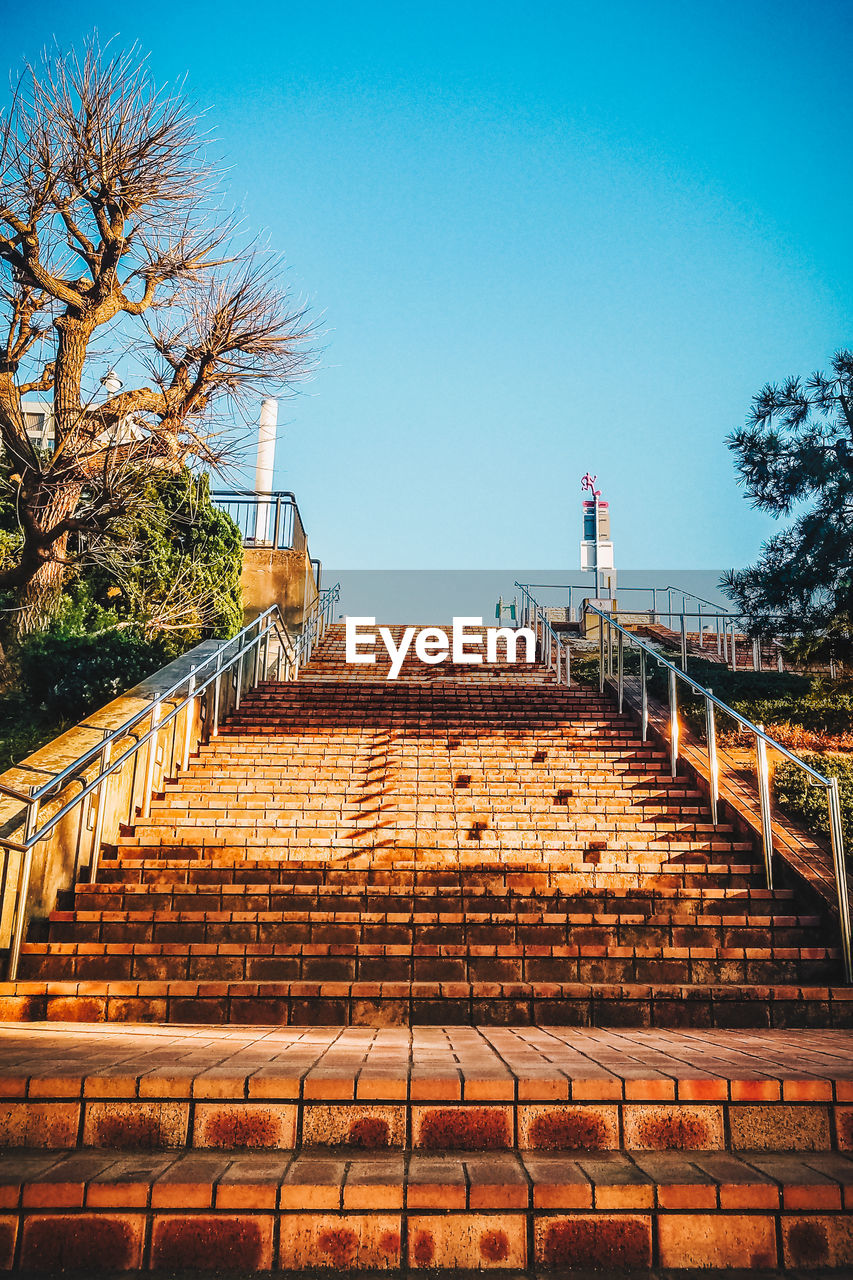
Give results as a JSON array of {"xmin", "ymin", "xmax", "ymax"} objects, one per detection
[{"xmin": 6, "ymin": 1, "xmax": 852, "ymax": 572}]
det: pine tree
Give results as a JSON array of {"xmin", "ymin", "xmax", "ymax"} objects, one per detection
[{"xmin": 723, "ymin": 349, "xmax": 853, "ymax": 661}]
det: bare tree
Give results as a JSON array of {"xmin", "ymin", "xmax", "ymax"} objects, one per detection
[{"xmin": 0, "ymin": 37, "xmax": 312, "ymax": 635}]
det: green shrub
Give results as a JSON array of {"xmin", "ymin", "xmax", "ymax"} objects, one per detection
[
  {"xmin": 82, "ymin": 469, "xmax": 243, "ymax": 655},
  {"xmin": 18, "ymin": 630, "xmax": 167, "ymax": 720},
  {"xmin": 774, "ymin": 752, "xmax": 853, "ymax": 848}
]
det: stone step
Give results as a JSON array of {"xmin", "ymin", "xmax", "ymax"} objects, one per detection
[
  {"xmin": 0, "ymin": 1146, "xmax": 851, "ymax": 1272},
  {"xmin": 61, "ymin": 894, "xmax": 825, "ymax": 934},
  {"xmin": 97, "ymin": 862, "xmax": 776, "ymax": 892},
  {"xmin": 93, "ymin": 862, "xmax": 797, "ymax": 896},
  {"xmin": 2, "ymin": 980, "xmax": 852, "ymax": 1027},
  {"xmin": 0, "ymin": 1025, "xmax": 849, "ymax": 1151},
  {"xmin": 20, "ymin": 940, "xmax": 839, "ymax": 986}
]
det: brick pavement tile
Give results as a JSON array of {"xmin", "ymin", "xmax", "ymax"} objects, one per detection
[
  {"xmin": 406, "ymin": 1154, "xmax": 467, "ymax": 1209},
  {"xmin": 279, "ymin": 1154, "xmax": 346, "ymax": 1210},
  {"xmin": 533, "ymin": 1213, "xmax": 652, "ymax": 1269},
  {"xmin": 86, "ymin": 1153, "xmax": 179, "ymax": 1208},
  {"xmin": 150, "ymin": 1153, "xmax": 231, "ymax": 1208},
  {"xmin": 151, "ymin": 1213, "xmax": 275, "ymax": 1269},
  {"xmin": 214, "ymin": 1154, "xmax": 293, "ymax": 1209},
  {"xmin": 781, "ymin": 1213, "xmax": 853, "ymax": 1268},
  {"xmin": 0, "ymin": 1101, "xmax": 79, "ymax": 1149},
  {"xmin": 658, "ymin": 1212, "xmax": 777, "ymax": 1268},
  {"xmin": 343, "ymin": 1154, "xmax": 406, "ymax": 1210},
  {"xmin": 19, "ymin": 1212, "xmax": 145, "ymax": 1271},
  {"xmin": 279, "ymin": 1213, "xmax": 401, "ymax": 1270},
  {"xmin": 408, "ymin": 1213, "xmax": 526, "ymax": 1269},
  {"xmin": 622, "ymin": 1103, "xmax": 724, "ymax": 1150},
  {"xmin": 193, "ymin": 1101, "xmax": 296, "ymax": 1150},
  {"xmin": 728, "ymin": 1103, "xmax": 832, "ymax": 1151},
  {"xmin": 82, "ymin": 1099, "xmax": 189, "ymax": 1149}
]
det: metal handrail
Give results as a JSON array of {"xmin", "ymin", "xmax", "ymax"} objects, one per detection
[
  {"xmin": 583, "ymin": 601, "xmax": 852, "ymax": 983},
  {"xmin": 514, "ymin": 582, "xmax": 571, "ymax": 685},
  {"xmin": 1, "ymin": 582, "xmax": 341, "ymax": 979},
  {"xmin": 601, "ymin": 607, "xmax": 800, "ymax": 675},
  {"xmin": 288, "ymin": 584, "xmax": 340, "ymax": 674},
  {"xmin": 211, "ymin": 489, "xmax": 308, "ymax": 553},
  {"xmin": 514, "ymin": 582, "xmax": 816, "ymax": 676},
  {"xmin": 0, "ymin": 607, "xmax": 278, "ymax": 815}
]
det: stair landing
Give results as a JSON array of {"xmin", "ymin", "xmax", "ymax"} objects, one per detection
[{"xmin": 1, "ymin": 1023, "xmax": 852, "ymax": 1273}]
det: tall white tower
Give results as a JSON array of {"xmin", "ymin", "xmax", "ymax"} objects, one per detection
[
  {"xmin": 253, "ymin": 398, "xmax": 279, "ymax": 543},
  {"xmin": 579, "ymin": 473, "xmax": 616, "ymax": 598}
]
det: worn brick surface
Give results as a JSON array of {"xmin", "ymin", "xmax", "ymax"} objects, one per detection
[
  {"xmin": 1, "ymin": 624, "xmax": 852, "ymax": 1272},
  {"xmin": 4, "ymin": 622, "xmax": 849, "ymax": 1028}
]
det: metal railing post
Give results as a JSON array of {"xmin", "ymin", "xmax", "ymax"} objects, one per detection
[
  {"xmin": 212, "ymin": 653, "xmax": 223, "ymax": 737},
  {"xmin": 753, "ymin": 638, "xmax": 760, "ymax": 672},
  {"xmin": 640, "ymin": 649, "xmax": 648, "ymax": 742},
  {"xmin": 89, "ymin": 741, "xmax": 113, "ymax": 883},
  {"xmin": 680, "ymin": 613, "xmax": 687, "ymax": 671},
  {"xmin": 565, "ymin": 642, "xmax": 571, "ymax": 686},
  {"xmin": 731, "ymin": 629, "xmax": 737, "ymax": 671},
  {"xmin": 705, "ymin": 693, "xmax": 719, "ymax": 826},
  {"xmin": 235, "ymin": 645, "xmax": 245, "ymax": 710},
  {"xmin": 599, "ymin": 617, "xmax": 605, "ymax": 694},
  {"xmin": 251, "ymin": 619, "xmax": 262, "ymax": 688},
  {"xmin": 141, "ymin": 701, "xmax": 162, "ymax": 819},
  {"xmin": 7, "ymin": 796, "xmax": 40, "ymax": 980},
  {"xmin": 617, "ymin": 630, "xmax": 624, "ymax": 714},
  {"xmin": 827, "ymin": 778, "xmax": 852, "ymax": 983},
  {"xmin": 181, "ymin": 670, "xmax": 197, "ymax": 774},
  {"xmin": 668, "ymin": 668, "xmax": 678, "ymax": 777},
  {"xmin": 755, "ymin": 728, "xmax": 774, "ymax": 889}
]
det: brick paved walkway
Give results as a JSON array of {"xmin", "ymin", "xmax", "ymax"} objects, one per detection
[{"xmin": 1, "ymin": 1024, "xmax": 851, "ymax": 1103}]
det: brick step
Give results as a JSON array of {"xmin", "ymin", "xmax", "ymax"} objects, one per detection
[
  {"xmin": 41, "ymin": 912, "xmax": 829, "ymax": 946},
  {"xmin": 145, "ymin": 809, "xmax": 736, "ymax": 841},
  {"xmin": 2, "ymin": 980, "xmax": 852, "ymax": 1026},
  {"xmin": 66, "ymin": 889, "xmax": 824, "ymax": 929},
  {"xmin": 0, "ymin": 1024, "xmax": 849, "ymax": 1150},
  {"xmin": 138, "ymin": 801, "xmax": 738, "ymax": 827},
  {"xmin": 112, "ymin": 859, "xmax": 765, "ymax": 889},
  {"xmin": 1, "ymin": 1146, "xmax": 852, "ymax": 1273},
  {"xmin": 19, "ymin": 941, "xmax": 840, "ymax": 985},
  {"xmin": 123, "ymin": 835, "xmax": 751, "ymax": 858},
  {"xmin": 117, "ymin": 830, "xmax": 758, "ymax": 855},
  {"xmin": 97, "ymin": 860, "xmax": 784, "ymax": 893},
  {"xmin": 110, "ymin": 859, "xmax": 765, "ymax": 890},
  {"xmin": 200, "ymin": 742, "xmax": 667, "ymax": 757},
  {"xmin": 159, "ymin": 795, "xmax": 712, "ymax": 818},
  {"xmin": 174, "ymin": 763, "xmax": 705, "ymax": 778}
]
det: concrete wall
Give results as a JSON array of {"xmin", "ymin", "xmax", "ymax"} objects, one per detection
[{"xmin": 240, "ymin": 547, "xmax": 318, "ymax": 630}]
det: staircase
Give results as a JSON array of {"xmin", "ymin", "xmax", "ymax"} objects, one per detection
[{"xmin": 1, "ymin": 622, "xmax": 851, "ymax": 1273}]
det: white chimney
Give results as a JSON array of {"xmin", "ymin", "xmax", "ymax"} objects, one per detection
[{"xmin": 254, "ymin": 398, "xmax": 278, "ymax": 543}]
